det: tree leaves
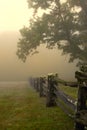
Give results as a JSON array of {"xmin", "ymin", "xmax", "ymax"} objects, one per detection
[{"xmin": 17, "ymin": 0, "xmax": 87, "ymax": 65}]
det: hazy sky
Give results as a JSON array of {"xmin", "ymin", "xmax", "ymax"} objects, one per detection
[
  {"xmin": 0, "ymin": 0, "xmax": 31, "ymax": 31},
  {"xmin": 0, "ymin": 0, "xmax": 78, "ymax": 81}
]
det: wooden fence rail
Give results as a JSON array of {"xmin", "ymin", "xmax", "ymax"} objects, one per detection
[
  {"xmin": 29, "ymin": 65, "xmax": 87, "ymax": 130},
  {"xmin": 75, "ymin": 65, "xmax": 87, "ymax": 130}
]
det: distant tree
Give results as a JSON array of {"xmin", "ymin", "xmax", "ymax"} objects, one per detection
[{"xmin": 16, "ymin": 0, "xmax": 87, "ymax": 65}]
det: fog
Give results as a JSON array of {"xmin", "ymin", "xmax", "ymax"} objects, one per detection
[
  {"xmin": 0, "ymin": 0, "xmax": 79, "ymax": 81},
  {"xmin": 0, "ymin": 31, "xmax": 78, "ymax": 81}
]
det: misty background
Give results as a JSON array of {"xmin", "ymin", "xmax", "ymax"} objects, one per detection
[
  {"xmin": 0, "ymin": 0, "xmax": 78, "ymax": 81},
  {"xmin": 0, "ymin": 31, "xmax": 78, "ymax": 81}
]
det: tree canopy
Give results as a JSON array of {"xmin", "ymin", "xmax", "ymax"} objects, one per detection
[{"xmin": 16, "ymin": 0, "xmax": 87, "ymax": 65}]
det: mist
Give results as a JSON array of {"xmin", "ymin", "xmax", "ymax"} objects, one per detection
[{"xmin": 0, "ymin": 31, "xmax": 78, "ymax": 81}]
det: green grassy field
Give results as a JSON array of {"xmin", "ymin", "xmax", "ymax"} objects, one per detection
[
  {"xmin": 0, "ymin": 82, "xmax": 74, "ymax": 130},
  {"xmin": 58, "ymin": 84, "xmax": 78, "ymax": 99}
]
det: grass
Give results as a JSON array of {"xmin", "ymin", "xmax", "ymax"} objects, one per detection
[
  {"xmin": 0, "ymin": 82, "xmax": 74, "ymax": 130},
  {"xmin": 58, "ymin": 84, "xmax": 78, "ymax": 99}
]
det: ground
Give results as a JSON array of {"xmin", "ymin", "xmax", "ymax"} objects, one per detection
[{"xmin": 0, "ymin": 82, "xmax": 74, "ymax": 130}]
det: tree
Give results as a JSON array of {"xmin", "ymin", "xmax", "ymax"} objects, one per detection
[{"xmin": 17, "ymin": 0, "xmax": 87, "ymax": 65}]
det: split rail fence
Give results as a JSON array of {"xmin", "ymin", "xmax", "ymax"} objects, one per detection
[{"xmin": 29, "ymin": 65, "xmax": 87, "ymax": 130}]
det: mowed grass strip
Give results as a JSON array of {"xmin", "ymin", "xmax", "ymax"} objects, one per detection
[{"xmin": 0, "ymin": 82, "xmax": 74, "ymax": 130}]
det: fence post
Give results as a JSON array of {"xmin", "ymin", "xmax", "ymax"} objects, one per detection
[
  {"xmin": 75, "ymin": 65, "xmax": 87, "ymax": 130},
  {"xmin": 36, "ymin": 78, "xmax": 40, "ymax": 92},
  {"xmin": 46, "ymin": 73, "xmax": 58, "ymax": 107},
  {"xmin": 39, "ymin": 77, "xmax": 45, "ymax": 97},
  {"xmin": 33, "ymin": 78, "xmax": 39, "ymax": 92},
  {"xmin": 33, "ymin": 78, "xmax": 36, "ymax": 89}
]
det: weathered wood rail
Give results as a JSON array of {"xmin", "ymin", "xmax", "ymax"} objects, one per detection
[
  {"xmin": 56, "ymin": 89, "xmax": 77, "ymax": 111},
  {"xmin": 75, "ymin": 65, "xmax": 87, "ymax": 130},
  {"xmin": 29, "ymin": 65, "xmax": 87, "ymax": 130},
  {"xmin": 29, "ymin": 74, "xmax": 77, "ymax": 116}
]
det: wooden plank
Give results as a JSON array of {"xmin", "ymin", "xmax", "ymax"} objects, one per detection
[{"xmin": 75, "ymin": 71, "xmax": 87, "ymax": 81}]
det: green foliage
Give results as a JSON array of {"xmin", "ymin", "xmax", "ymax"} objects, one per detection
[{"xmin": 17, "ymin": 0, "xmax": 87, "ymax": 64}]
